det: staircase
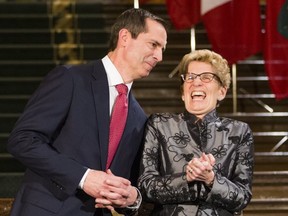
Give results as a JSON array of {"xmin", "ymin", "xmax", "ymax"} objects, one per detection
[{"xmin": 0, "ymin": 1, "xmax": 288, "ymax": 215}]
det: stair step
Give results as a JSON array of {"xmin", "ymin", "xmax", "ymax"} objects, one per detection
[
  {"xmin": 253, "ymin": 171, "xmax": 288, "ymax": 198},
  {"xmin": 0, "ymin": 45, "xmax": 54, "ymax": 61},
  {"xmin": 0, "ymin": 114, "xmax": 18, "ymax": 133},
  {"xmin": 254, "ymin": 152, "xmax": 288, "ymax": 171},
  {"xmin": 0, "ymin": 80, "xmax": 40, "ymax": 95},
  {"xmin": 244, "ymin": 198, "xmax": 288, "ymax": 216},
  {"xmin": 0, "ymin": 44, "xmax": 109, "ymax": 61},
  {"xmin": 0, "ymin": 2, "xmax": 47, "ymax": 15},
  {"xmin": 0, "ymin": 96, "xmax": 29, "ymax": 113},
  {"xmin": 0, "ymin": 173, "xmax": 23, "ymax": 198},
  {"xmin": 0, "ymin": 61, "xmax": 54, "ymax": 77},
  {"xmin": 0, "ymin": 154, "xmax": 25, "ymax": 173},
  {"xmin": 0, "ymin": 15, "xmax": 50, "ymax": 30},
  {"xmin": 0, "ymin": 29, "xmax": 110, "ymax": 45}
]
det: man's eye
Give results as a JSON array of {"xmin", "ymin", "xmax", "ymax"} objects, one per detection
[{"xmin": 150, "ymin": 42, "xmax": 157, "ymax": 48}]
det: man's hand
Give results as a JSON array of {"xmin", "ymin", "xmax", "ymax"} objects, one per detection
[{"xmin": 82, "ymin": 169, "xmax": 137, "ymax": 210}]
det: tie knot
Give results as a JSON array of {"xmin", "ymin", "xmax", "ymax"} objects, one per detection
[{"xmin": 116, "ymin": 84, "xmax": 128, "ymax": 95}]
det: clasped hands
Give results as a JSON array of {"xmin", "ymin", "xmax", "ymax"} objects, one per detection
[
  {"xmin": 83, "ymin": 169, "xmax": 137, "ymax": 211},
  {"xmin": 186, "ymin": 153, "xmax": 215, "ymax": 186}
]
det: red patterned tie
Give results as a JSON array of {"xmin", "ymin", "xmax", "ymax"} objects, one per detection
[{"xmin": 106, "ymin": 84, "xmax": 128, "ymax": 169}]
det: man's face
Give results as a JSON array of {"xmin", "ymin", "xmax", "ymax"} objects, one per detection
[{"xmin": 123, "ymin": 18, "xmax": 167, "ymax": 79}]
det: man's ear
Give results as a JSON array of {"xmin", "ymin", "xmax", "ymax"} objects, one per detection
[{"xmin": 118, "ymin": 28, "xmax": 130, "ymax": 46}]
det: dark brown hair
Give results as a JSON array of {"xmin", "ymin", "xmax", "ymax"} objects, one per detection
[{"xmin": 108, "ymin": 8, "xmax": 168, "ymax": 51}]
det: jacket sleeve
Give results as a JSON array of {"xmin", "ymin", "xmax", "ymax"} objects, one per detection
[
  {"xmin": 7, "ymin": 66, "xmax": 87, "ymax": 200},
  {"xmin": 206, "ymin": 124, "xmax": 254, "ymax": 212}
]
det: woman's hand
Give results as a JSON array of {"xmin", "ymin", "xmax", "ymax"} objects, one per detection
[{"xmin": 186, "ymin": 153, "xmax": 215, "ymax": 186}]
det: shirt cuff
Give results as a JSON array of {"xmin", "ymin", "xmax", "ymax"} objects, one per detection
[
  {"xmin": 126, "ymin": 187, "xmax": 142, "ymax": 210},
  {"xmin": 78, "ymin": 168, "xmax": 90, "ymax": 189}
]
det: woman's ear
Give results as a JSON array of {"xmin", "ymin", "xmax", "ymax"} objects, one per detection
[{"xmin": 217, "ymin": 86, "xmax": 227, "ymax": 101}]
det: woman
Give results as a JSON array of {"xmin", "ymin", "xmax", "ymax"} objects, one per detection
[{"xmin": 138, "ymin": 49, "xmax": 254, "ymax": 215}]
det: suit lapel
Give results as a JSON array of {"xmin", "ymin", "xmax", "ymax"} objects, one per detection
[
  {"xmin": 90, "ymin": 60, "xmax": 146, "ymax": 172},
  {"xmin": 91, "ymin": 60, "xmax": 110, "ymax": 171}
]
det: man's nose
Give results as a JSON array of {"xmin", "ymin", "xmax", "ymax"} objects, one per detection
[{"xmin": 154, "ymin": 48, "xmax": 163, "ymax": 62}]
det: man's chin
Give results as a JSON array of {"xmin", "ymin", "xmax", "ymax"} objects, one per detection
[{"xmin": 141, "ymin": 70, "xmax": 151, "ymax": 78}]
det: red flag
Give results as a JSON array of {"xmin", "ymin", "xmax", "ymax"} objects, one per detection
[
  {"xmin": 264, "ymin": 0, "xmax": 288, "ymax": 100},
  {"xmin": 166, "ymin": 0, "xmax": 201, "ymax": 29},
  {"xmin": 201, "ymin": 0, "xmax": 262, "ymax": 64}
]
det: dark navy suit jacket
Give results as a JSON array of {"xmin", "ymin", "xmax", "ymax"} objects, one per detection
[{"xmin": 7, "ymin": 60, "xmax": 147, "ymax": 216}]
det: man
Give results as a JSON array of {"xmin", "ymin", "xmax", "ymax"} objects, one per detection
[{"xmin": 7, "ymin": 8, "xmax": 167, "ymax": 216}]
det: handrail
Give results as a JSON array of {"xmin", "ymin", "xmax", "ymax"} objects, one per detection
[
  {"xmin": 223, "ymin": 112, "xmax": 288, "ymax": 117},
  {"xmin": 239, "ymin": 88, "xmax": 274, "ymax": 113},
  {"xmin": 271, "ymin": 136, "xmax": 288, "ymax": 152},
  {"xmin": 226, "ymin": 94, "xmax": 275, "ymax": 98},
  {"xmin": 254, "ymin": 132, "xmax": 288, "ymax": 136}
]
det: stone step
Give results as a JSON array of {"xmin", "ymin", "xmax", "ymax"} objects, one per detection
[
  {"xmin": 0, "ymin": 61, "xmax": 54, "ymax": 77},
  {"xmin": 0, "ymin": 29, "xmax": 110, "ymax": 45},
  {"xmin": 0, "ymin": 45, "xmax": 54, "ymax": 61},
  {"xmin": 0, "ymin": 2, "xmax": 47, "ymax": 15},
  {"xmin": 253, "ymin": 171, "xmax": 288, "ymax": 198},
  {"xmin": 0, "ymin": 79, "xmax": 41, "ymax": 95},
  {"xmin": 0, "ymin": 154, "xmax": 25, "ymax": 173},
  {"xmin": 0, "ymin": 173, "xmax": 23, "ymax": 198},
  {"xmin": 254, "ymin": 152, "xmax": 288, "ymax": 171},
  {"xmin": 0, "ymin": 15, "xmax": 50, "ymax": 30},
  {"xmin": 243, "ymin": 198, "xmax": 288, "ymax": 216}
]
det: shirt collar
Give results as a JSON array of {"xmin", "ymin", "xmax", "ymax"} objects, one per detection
[
  {"xmin": 183, "ymin": 109, "xmax": 218, "ymax": 125},
  {"xmin": 102, "ymin": 55, "xmax": 132, "ymax": 91}
]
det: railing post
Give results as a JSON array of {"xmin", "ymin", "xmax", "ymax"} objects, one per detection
[
  {"xmin": 168, "ymin": 27, "xmax": 196, "ymax": 78},
  {"xmin": 134, "ymin": 0, "xmax": 139, "ymax": 8}
]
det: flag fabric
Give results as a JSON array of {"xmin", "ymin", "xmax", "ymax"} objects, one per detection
[
  {"xmin": 166, "ymin": 0, "xmax": 201, "ymax": 29},
  {"xmin": 201, "ymin": 0, "xmax": 262, "ymax": 64},
  {"xmin": 264, "ymin": 0, "xmax": 288, "ymax": 100}
]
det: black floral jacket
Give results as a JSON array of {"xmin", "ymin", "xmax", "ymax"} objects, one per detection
[{"xmin": 138, "ymin": 110, "xmax": 254, "ymax": 216}]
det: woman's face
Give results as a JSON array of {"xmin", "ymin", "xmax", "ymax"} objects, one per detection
[{"xmin": 182, "ymin": 61, "xmax": 227, "ymax": 119}]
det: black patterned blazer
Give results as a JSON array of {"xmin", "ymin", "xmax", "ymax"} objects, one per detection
[{"xmin": 138, "ymin": 110, "xmax": 254, "ymax": 216}]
